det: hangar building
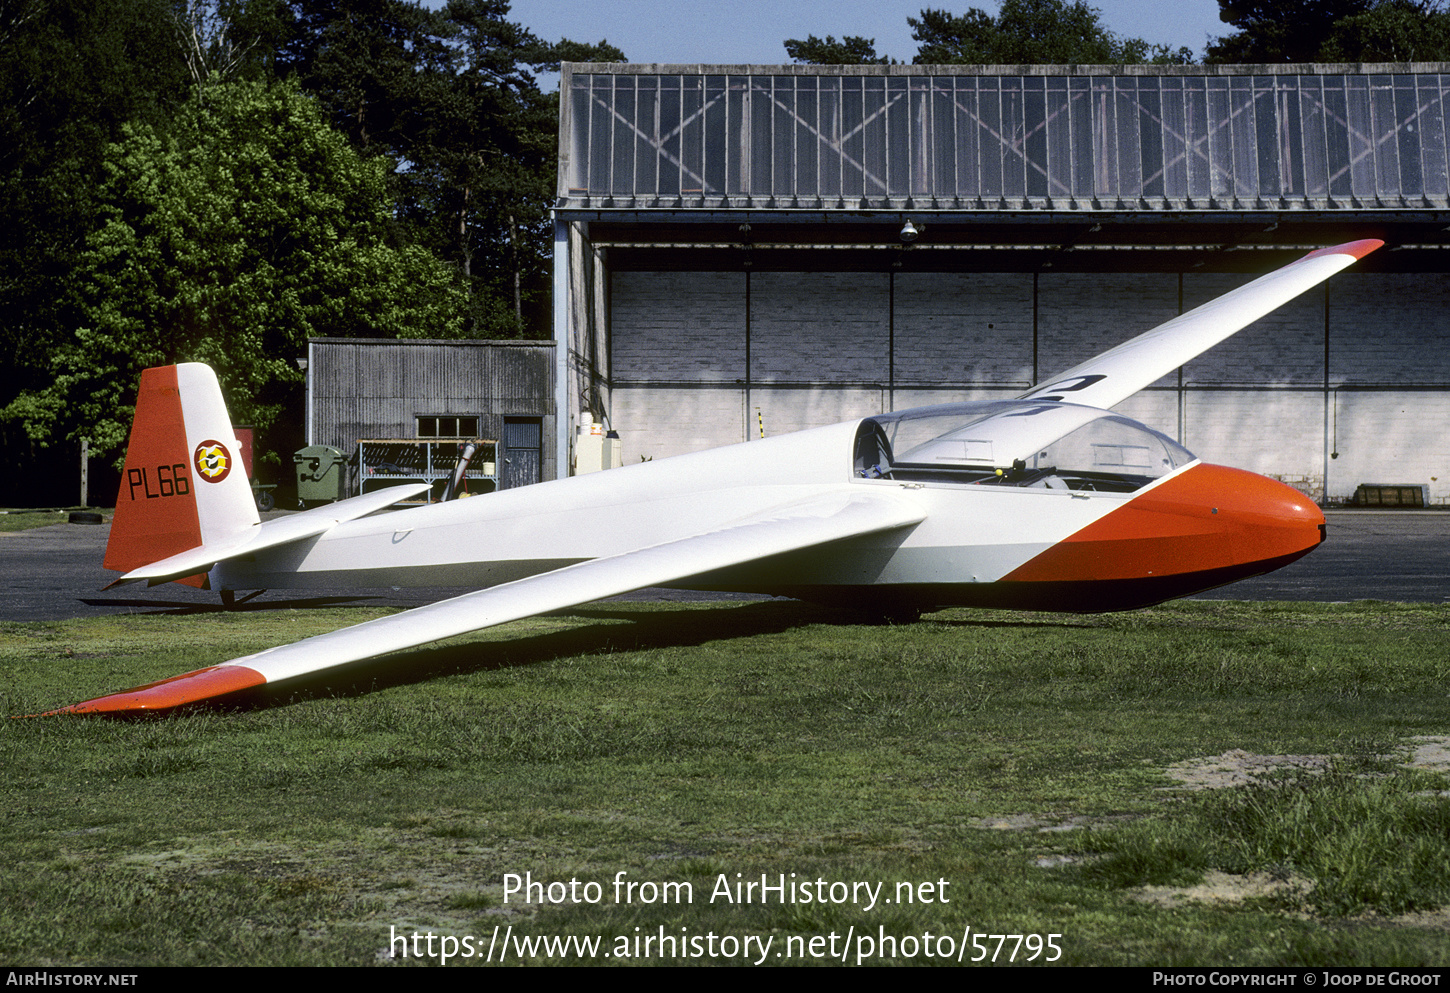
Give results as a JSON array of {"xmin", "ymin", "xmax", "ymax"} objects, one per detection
[{"xmin": 552, "ymin": 63, "xmax": 1450, "ymax": 504}]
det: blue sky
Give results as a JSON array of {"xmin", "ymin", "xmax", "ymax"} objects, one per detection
[{"xmin": 505, "ymin": 0, "xmax": 1229, "ymax": 68}]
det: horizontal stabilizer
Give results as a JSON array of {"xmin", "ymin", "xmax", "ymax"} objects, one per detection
[
  {"xmin": 56, "ymin": 490, "xmax": 924, "ymax": 713},
  {"xmin": 106, "ymin": 483, "xmax": 432, "ymax": 588}
]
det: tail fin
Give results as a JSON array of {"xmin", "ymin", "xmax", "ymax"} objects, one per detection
[{"xmin": 104, "ymin": 364, "xmax": 260, "ymax": 586}]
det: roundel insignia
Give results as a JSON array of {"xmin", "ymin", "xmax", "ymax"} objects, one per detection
[{"xmin": 194, "ymin": 440, "xmax": 233, "ymax": 483}]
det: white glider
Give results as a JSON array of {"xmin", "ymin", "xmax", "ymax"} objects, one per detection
[{"xmin": 52, "ymin": 239, "xmax": 1382, "ymax": 714}]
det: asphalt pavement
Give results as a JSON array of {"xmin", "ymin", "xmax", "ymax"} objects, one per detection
[
  {"xmin": 0, "ymin": 510, "xmax": 1445, "ymax": 622},
  {"xmin": 1191, "ymin": 510, "xmax": 1450, "ymax": 603}
]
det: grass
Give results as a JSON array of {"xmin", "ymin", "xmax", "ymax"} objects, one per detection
[
  {"xmin": 1080, "ymin": 756, "xmax": 1450, "ymax": 917},
  {"xmin": 0, "ymin": 509, "xmax": 105, "ymax": 533},
  {"xmin": 2, "ymin": 599, "xmax": 1449, "ymax": 966}
]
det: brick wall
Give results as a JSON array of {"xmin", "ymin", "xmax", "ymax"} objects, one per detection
[
  {"xmin": 749, "ymin": 273, "xmax": 889, "ymax": 383},
  {"xmin": 894, "ymin": 273, "xmax": 1034, "ymax": 386},
  {"xmin": 612, "ymin": 271, "xmax": 746, "ymax": 382}
]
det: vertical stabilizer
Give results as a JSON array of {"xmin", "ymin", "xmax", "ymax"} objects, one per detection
[{"xmin": 104, "ymin": 364, "xmax": 260, "ymax": 585}]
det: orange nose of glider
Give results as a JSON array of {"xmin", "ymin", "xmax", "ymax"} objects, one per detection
[
  {"xmin": 1134, "ymin": 462, "xmax": 1326, "ymax": 576},
  {"xmin": 1004, "ymin": 462, "xmax": 1325, "ymax": 596}
]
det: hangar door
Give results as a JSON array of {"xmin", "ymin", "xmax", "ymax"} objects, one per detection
[
  {"xmin": 606, "ymin": 267, "xmax": 1450, "ymax": 506},
  {"xmin": 607, "ymin": 269, "xmax": 1042, "ymax": 464}
]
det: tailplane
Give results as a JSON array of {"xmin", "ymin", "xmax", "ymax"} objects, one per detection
[{"xmin": 104, "ymin": 364, "xmax": 259, "ymax": 586}]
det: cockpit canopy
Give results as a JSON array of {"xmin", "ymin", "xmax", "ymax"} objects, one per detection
[{"xmin": 854, "ymin": 401, "xmax": 1195, "ymax": 493}]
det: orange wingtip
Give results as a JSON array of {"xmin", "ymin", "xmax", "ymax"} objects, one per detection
[
  {"xmin": 1304, "ymin": 239, "xmax": 1383, "ymax": 261},
  {"xmin": 37, "ymin": 664, "xmax": 267, "ymax": 715}
]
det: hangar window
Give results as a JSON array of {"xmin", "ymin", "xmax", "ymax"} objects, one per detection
[
  {"xmin": 417, "ymin": 415, "xmax": 479, "ymax": 439},
  {"xmin": 854, "ymin": 401, "xmax": 1193, "ymax": 493}
]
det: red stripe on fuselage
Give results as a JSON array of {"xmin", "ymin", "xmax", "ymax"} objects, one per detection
[{"xmin": 1003, "ymin": 463, "xmax": 1324, "ymax": 585}]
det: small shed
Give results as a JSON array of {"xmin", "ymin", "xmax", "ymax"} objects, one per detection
[{"xmin": 305, "ymin": 338, "xmax": 557, "ymax": 495}]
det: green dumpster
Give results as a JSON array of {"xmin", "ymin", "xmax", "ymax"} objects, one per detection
[{"xmin": 294, "ymin": 445, "xmax": 347, "ymax": 503}]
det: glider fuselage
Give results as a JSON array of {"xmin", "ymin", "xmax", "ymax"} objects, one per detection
[{"xmin": 216, "ymin": 409, "xmax": 1323, "ymax": 614}]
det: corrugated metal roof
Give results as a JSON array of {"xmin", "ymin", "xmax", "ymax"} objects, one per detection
[{"xmin": 559, "ymin": 64, "xmax": 1450, "ymax": 211}]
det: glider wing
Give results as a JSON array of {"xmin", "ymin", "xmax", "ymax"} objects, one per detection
[
  {"xmin": 1020, "ymin": 239, "xmax": 1382, "ymax": 410},
  {"xmin": 54, "ymin": 489, "xmax": 925, "ymax": 714}
]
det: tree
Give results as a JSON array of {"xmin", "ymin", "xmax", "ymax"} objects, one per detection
[
  {"xmin": 911, "ymin": 1, "xmax": 1193, "ymax": 64},
  {"xmin": 280, "ymin": 0, "xmax": 456, "ymax": 152},
  {"xmin": 1205, "ymin": 0, "xmax": 1450, "ymax": 62},
  {"xmin": 1320, "ymin": 0, "xmax": 1450, "ymax": 60},
  {"xmin": 404, "ymin": 0, "xmax": 561, "ymax": 337},
  {"xmin": 784, "ymin": 34, "xmax": 891, "ymax": 64},
  {"xmin": 1206, "ymin": 0, "xmax": 1369, "ymax": 62},
  {"xmin": 171, "ymin": 0, "xmax": 293, "ymax": 84},
  {"xmin": 2, "ymin": 78, "xmax": 466, "ymax": 466},
  {"xmin": 913, "ymin": 5, "xmax": 1041, "ymax": 63},
  {"xmin": 280, "ymin": 0, "xmax": 622, "ymax": 338},
  {"xmin": 0, "ymin": 0, "xmax": 193, "ymax": 498}
]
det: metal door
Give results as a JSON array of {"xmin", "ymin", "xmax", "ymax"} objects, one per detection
[{"xmin": 501, "ymin": 417, "xmax": 542, "ymax": 489}]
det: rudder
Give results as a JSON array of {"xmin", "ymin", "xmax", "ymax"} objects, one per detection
[{"xmin": 104, "ymin": 364, "xmax": 259, "ymax": 585}]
